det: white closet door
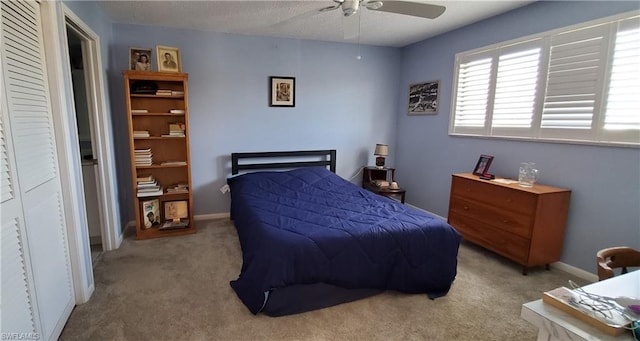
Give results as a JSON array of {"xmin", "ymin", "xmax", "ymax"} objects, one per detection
[{"xmin": 1, "ymin": 1, "xmax": 75, "ymax": 340}]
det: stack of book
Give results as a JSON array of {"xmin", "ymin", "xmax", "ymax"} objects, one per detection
[
  {"xmin": 171, "ymin": 90, "xmax": 184, "ymax": 97},
  {"xmin": 169, "ymin": 109, "xmax": 185, "ymax": 114},
  {"xmin": 134, "ymin": 148, "xmax": 153, "ymax": 166},
  {"xmin": 131, "ymin": 109, "xmax": 148, "ymax": 114},
  {"xmin": 156, "ymin": 89, "xmax": 172, "ymax": 96},
  {"xmin": 133, "ymin": 130, "xmax": 150, "ymax": 138},
  {"xmin": 136, "ymin": 175, "xmax": 163, "ymax": 197},
  {"xmin": 166, "ymin": 183, "xmax": 189, "ymax": 194},
  {"xmin": 167, "ymin": 123, "xmax": 186, "ymax": 137}
]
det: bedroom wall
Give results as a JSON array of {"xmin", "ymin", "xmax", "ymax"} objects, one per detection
[
  {"xmin": 107, "ymin": 24, "xmax": 402, "ymax": 219},
  {"xmin": 396, "ymin": 1, "xmax": 640, "ymax": 274}
]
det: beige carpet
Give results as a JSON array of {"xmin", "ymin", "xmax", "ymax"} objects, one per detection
[{"xmin": 59, "ymin": 219, "xmax": 587, "ymax": 341}]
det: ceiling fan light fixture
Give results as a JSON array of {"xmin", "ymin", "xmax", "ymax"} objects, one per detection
[{"xmin": 342, "ymin": 0, "xmax": 359, "ymax": 17}]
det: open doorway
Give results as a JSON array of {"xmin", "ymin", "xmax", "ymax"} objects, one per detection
[{"xmin": 66, "ymin": 24, "xmax": 104, "ymax": 266}]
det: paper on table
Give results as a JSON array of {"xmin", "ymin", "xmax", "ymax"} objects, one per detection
[{"xmin": 493, "ymin": 178, "xmax": 519, "ymax": 184}]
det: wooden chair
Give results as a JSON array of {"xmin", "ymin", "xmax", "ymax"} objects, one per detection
[{"xmin": 596, "ymin": 246, "xmax": 640, "ymax": 281}]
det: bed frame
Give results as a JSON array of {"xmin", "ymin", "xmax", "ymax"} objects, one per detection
[{"xmin": 231, "ymin": 149, "xmax": 336, "ymax": 175}]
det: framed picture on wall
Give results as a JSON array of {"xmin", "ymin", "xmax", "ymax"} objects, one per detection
[
  {"xmin": 156, "ymin": 45, "xmax": 181, "ymax": 72},
  {"xmin": 408, "ymin": 80, "xmax": 439, "ymax": 114},
  {"xmin": 269, "ymin": 76, "xmax": 295, "ymax": 107},
  {"xmin": 129, "ymin": 47, "xmax": 152, "ymax": 71}
]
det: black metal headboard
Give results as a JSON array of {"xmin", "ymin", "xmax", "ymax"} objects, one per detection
[{"xmin": 231, "ymin": 150, "xmax": 336, "ymax": 175}]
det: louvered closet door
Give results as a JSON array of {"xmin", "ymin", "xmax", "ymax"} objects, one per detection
[{"xmin": 1, "ymin": 1, "xmax": 75, "ymax": 340}]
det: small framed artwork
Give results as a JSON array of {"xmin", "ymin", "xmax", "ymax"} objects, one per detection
[
  {"xmin": 129, "ymin": 47, "xmax": 152, "ymax": 71},
  {"xmin": 156, "ymin": 45, "xmax": 181, "ymax": 72},
  {"xmin": 269, "ymin": 76, "xmax": 295, "ymax": 107},
  {"xmin": 408, "ymin": 80, "xmax": 439, "ymax": 114},
  {"xmin": 141, "ymin": 199, "xmax": 160, "ymax": 229},
  {"xmin": 161, "ymin": 200, "xmax": 189, "ymax": 230},
  {"xmin": 473, "ymin": 154, "xmax": 495, "ymax": 176},
  {"xmin": 164, "ymin": 200, "xmax": 188, "ymax": 222}
]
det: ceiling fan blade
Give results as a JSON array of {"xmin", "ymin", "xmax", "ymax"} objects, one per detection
[
  {"xmin": 370, "ymin": 1, "xmax": 446, "ymax": 19},
  {"xmin": 268, "ymin": 8, "xmax": 323, "ymax": 30},
  {"xmin": 343, "ymin": 11, "xmax": 360, "ymax": 40}
]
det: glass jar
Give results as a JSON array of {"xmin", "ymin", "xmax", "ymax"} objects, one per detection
[{"xmin": 518, "ymin": 162, "xmax": 538, "ymax": 187}]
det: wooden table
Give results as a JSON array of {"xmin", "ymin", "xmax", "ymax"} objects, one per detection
[{"xmin": 521, "ymin": 271, "xmax": 639, "ymax": 341}]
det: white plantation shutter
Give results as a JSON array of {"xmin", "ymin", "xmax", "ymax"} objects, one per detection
[
  {"xmin": 452, "ymin": 57, "xmax": 493, "ymax": 132},
  {"xmin": 492, "ymin": 45, "xmax": 541, "ymax": 133},
  {"xmin": 450, "ymin": 11, "xmax": 640, "ymax": 146},
  {"xmin": 601, "ymin": 18, "xmax": 640, "ymax": 143},
  {"xmin": 539, "ymin": 25, "xmax": 609, "ymax": 140}
]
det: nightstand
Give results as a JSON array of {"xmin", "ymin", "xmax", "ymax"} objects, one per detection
[{"xmin": 362, "ymin": 166, "xmax": 406, "ymax": 204}]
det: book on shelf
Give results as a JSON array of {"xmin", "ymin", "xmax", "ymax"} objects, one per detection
[
  {"xmin": 136, "ymin": 174, "xmax": 154, "ymax": 182},
  {"xmin": 137, "ymin": 181, "xmax": 159, "ymax": 189},
  {"xmin": 161, "ymin": 161, "xmax": 187, "ymax": 166},
  {"xmin": 171, "ymin": 90, "xmax": 184, "ymax": 96},
  {"xmin": 156, "ymin": 89, "xmax": 173, "ymax": 96},
  {"xmin": 131, "ymin": 109, "xmax": 148, "ymax": 114},
  {"xmin": 137, "ymin": 187, "xmax": 163, "ymax": 197},
  {"xmin": 159, "ymin": 219, "xmax": 189, "ymax": 230},
  {"xmin": 133, "ymin": 130, "xmax": 150, "ymax": 138},
  {"xmin": 169, "ymin": 109, "xmax": 185, "ymax": 114},
  {"xmin": 166, "ymin": 183, "xmax": 189, "ymax": 193},
  {"xmin": 141, "ymin": 199, "xmax": 160, "ymax": 229}
]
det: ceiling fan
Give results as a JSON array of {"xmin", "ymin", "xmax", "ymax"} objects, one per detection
[{"xmin": 319, "ymin": 0, "xmax": 446, "ymax": 20}]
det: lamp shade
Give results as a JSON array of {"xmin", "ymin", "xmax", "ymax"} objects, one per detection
[{"xmin": 374, "ymin": 144, "xmax": 388, "ymax": 156}]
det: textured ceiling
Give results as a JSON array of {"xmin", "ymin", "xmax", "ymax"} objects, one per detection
[{"xmin": 100, "ymin": 0, "xmax": 535, "ymax": 47}]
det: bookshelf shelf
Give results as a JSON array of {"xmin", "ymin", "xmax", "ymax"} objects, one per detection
[{"xmin": 123, "ymin": 70, "xmax": 195, "ymax": 239}]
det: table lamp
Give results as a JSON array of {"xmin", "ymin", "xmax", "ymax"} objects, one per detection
[{"xmin": 374, "ymin": 144, "xmax": 388, "ymax": 169}]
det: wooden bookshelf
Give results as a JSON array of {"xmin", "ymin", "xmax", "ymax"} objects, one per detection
[{"xmin": 123, "ymin": 71, "xmax": 195, "ymax": 239}]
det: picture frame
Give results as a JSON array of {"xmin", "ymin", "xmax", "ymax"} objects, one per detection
[
  {"xmin": 129, "ymin": 47, "xmax": 152, "ymax": 71},
  {"xmin": 269, "ymin": 76, "xmax": 295, "ymax": 107},
  {"xmin": 156, "ymin": 45, "xmax": 181, "ymax": 72},
  {"xmin": 141, "ymin": 199, "xmax": 160, "ymax": 229},
  {"xmin": 408, "ymin": 80, "xmax": 439, "ymax": 114},
  {"xmin": 473, "ymin": 154, "xmax": 495, "ymax": 176},
  {"xmin": 164, "ymin": 200, "xmax": 188, "ymax": 222}
]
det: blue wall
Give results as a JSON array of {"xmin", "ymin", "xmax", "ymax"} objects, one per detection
[
  {"xmin": 108, "ymin": 25, "xmax": 402, "ymax": 218},
  {"xmin": 396, "ymin": 1, "xmax": 640, "ymax": 273}
]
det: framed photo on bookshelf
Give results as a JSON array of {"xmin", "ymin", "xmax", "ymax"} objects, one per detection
[
  {"xmin": 142, "ymin": 199, "xmax": 160, "ymax": 228},
  {"xmin": 161, "ymin": 200, "xmax": 189, "ymax": 230},
  {"xmin": 129, "ymin": 47, "xmax": 152, "ymax": 71},
  {"xmin": 156, "ymin": 45, "xmax": 181, "ymax": 72}
]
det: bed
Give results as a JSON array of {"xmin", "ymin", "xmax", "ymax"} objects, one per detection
[{"xmin": 227, "ymin": 150, "xmax": 461, "ymax": 316}]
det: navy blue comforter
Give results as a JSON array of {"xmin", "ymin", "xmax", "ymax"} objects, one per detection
[{"xmin": 228, "ymin": 167, "xmax": 461, "ymax": 314}]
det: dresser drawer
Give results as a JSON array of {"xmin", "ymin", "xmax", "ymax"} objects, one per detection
[
  {"xmin": 449, "ymin": 196, "xmax": 533, "ymax": 238},
  {"xmin": 448, "ymin": 214, "xmax": 530, "ymax": 264},
  {"xmin": 451, "ymin": 177, "xmax": 536, "ymax": 215}
]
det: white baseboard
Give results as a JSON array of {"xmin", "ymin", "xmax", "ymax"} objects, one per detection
[{"xmin": 550, "ymin": 262, "xmax": 598, "ymax": 283}]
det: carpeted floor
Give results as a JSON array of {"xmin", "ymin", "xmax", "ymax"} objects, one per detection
[{"xmin": 59, "ymin": 218, "xmax": 588, "ymax": 341}]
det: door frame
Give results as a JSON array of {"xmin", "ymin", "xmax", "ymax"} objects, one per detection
[{"xmin": 40, "ymin": 1, "xmax": 122, "ymax": 303}]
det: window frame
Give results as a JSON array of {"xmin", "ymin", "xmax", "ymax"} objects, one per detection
[{"xmin": 449, "ymin": 10, "xmax": 640, "ymax": 147}]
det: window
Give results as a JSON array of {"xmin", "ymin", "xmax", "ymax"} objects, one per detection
[{"xmin": 450, "ymin": 12, "xmax": 640, "ymax": 146}]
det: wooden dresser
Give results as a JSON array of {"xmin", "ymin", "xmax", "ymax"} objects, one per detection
[{"xmin": 447, "ymin": 173, "xmax": 571, "ymax": 274}]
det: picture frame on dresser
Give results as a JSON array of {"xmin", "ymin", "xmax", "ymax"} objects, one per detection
[{"xmin": 472, "ymin": 154, "xmax": 494, "ymax": 175}]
